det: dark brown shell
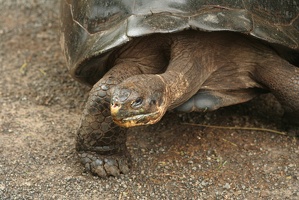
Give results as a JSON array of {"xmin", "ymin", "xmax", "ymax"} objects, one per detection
[{"xmin": 61, "ymin": 0, "xmax": 299, "ymax": 85}]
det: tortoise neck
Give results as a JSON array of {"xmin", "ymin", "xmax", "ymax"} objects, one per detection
[{"xmin": 160, "ymin": 33, "xmax": 218, "ymax": 109}]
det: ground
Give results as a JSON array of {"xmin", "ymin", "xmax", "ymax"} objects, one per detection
[{"xmin": 0, "ymin": 1, "xmax": 298, "ymax": 199}]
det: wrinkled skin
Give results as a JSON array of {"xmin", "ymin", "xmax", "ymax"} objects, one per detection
[{"xmin": 77, "ymin": 31, "xmax": 299, "ymax": 177}]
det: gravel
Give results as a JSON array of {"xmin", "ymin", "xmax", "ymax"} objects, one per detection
[{"xmin": 0, "ymin": 1, "xmax": 298, "ymax": 199}]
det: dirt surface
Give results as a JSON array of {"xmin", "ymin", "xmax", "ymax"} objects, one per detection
[{"xmin": 0, "ymin": 1, "xmax": 298, "ymax": 199}]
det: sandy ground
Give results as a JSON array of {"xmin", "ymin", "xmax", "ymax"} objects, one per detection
[{"xmin": 0, "ymin": 1, "xmax": 298, "ymax": 199}]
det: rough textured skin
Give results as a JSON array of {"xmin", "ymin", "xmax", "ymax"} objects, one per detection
[
  {"xmin": 60, "ymin": 0, "xmax": 299, "ymax": 178},
  {"xmin": 110, "ymin": 32, "xmax": 299, "ymax": 127},
  {"xmin": 254, "ymin": 59, "xmax": 299, "ymax": 125},
  {"xmin": 76, "ymin": 31, "xmax": 299, "ymax": 177},
  {"xmin": 76, "ymin": 35, "xmax": 169, "ymax": 176},
  {"xmin": 76, "ymin": 74, "xmax": 130, "ymax": 177}
]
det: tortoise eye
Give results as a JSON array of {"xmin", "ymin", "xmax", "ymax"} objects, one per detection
[{"xmin": 131, "ymin": 97, "xmax": 143, "ymax": 108}]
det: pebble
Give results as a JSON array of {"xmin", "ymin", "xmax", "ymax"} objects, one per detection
[{"xmin": 223, "ymin": 183, "xmax": 231, "ymax": 189}]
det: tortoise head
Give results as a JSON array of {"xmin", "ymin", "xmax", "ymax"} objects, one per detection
[{"xmin": 110, "ymin": 75, "xmax": 168, "ymax": 127}]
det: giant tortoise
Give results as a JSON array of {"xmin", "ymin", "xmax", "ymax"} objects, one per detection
[{"xmin": 60, "ymin": 0, "xmax": 299, "ymax": 177}]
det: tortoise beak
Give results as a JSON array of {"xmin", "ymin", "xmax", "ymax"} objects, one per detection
[
  {"xmin": 110, "ymin": 97, "xmax": 134, "ymax": 127},
  {"xmin": 110, "ymin": 86, "xmax": 166, "ymax": 127},
  {"xmin": 110, "ymin": 97, "xmax": 161, "ymax": 128},
  {"xmin": 110, "ymin": 89, "xmax": 131, "ymax": 125}
]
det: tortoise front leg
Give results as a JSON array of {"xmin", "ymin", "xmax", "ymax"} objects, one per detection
[
  {"xmin": 76, "ymin": 64, "xmax": 145, "ymax": 177},
  {"xmin": 76, "ymin": 35, "xmax": 169, "ymax": 177}
]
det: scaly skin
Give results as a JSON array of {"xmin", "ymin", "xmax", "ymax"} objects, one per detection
[
  {"xmin": 254, "ymin": 58, "xmax": 299, "ymax": 125},
  {"xmin": 77, "ymin": 31, "xmax": 299, "ymax": 177},
  {"xmin": 76, "ymin": 73, "xmax": 131, "ymax": 177},
  {"xmin": 111, "ymin": 32, "xmax": 299, "ymax": 127},
  {"xmin": 76, "ymin": 35, "xmax": 169, "ymax": 177}
]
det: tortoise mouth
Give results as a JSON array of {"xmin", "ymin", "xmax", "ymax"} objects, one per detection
[
  {"xmin": 112, "ymin": 111, "xmax": 161, "ymax": 128},
  {"xmin": 111, "ymin": 102, "xmax": 165, "ymax": 128},
  {"xmin": 110, "ymin": 85, "xmax": 167, "ymax": 128}
]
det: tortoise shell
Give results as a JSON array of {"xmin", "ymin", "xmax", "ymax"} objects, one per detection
[{"xmin": 60, "ymin": 0, "xmax": 299, "ymax": 85}]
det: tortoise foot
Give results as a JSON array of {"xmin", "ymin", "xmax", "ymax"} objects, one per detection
[{"xmin": 78, "ymin": 151, "xmax": 131, "ymax": 177}]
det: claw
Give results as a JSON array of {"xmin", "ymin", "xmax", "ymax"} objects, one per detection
[
  {"xmin": 79, "ymin": 152, "xmax": 130, "ymax": 177},
  {"xmin": 118, "ymin": 159, "xmax": 130, "ymax": 174},
  {"xmin": 93, "ymin": 165, "xmax": 107, "ymax": 178},
  {"xmin": 104, "ymin": 163, "xmax": 120, "ymax": 177}
]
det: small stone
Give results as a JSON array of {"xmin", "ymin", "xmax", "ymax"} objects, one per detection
[
  {"xmin": 201, "ymin": 181, "xmax": 208, "ymax": 187},
  {"xmin": 0, "ymin": 183, "xmax": 5, "ymax": 191},
  {"xmin": 223, "ymin": 183, "xmax": 230, "ymax": 189}
]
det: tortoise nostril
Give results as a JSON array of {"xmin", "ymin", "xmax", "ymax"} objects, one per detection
[
  {"xmin": 151, "ymin": 100, "xmax": 156, "ymax": 105},
  {"xmin": 112, "ymin": 103, "xmax": 119, "ymax": 107},
  {"xmin": 111, "ymin": 97, "xmax": 120, "ymax": 107}
]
